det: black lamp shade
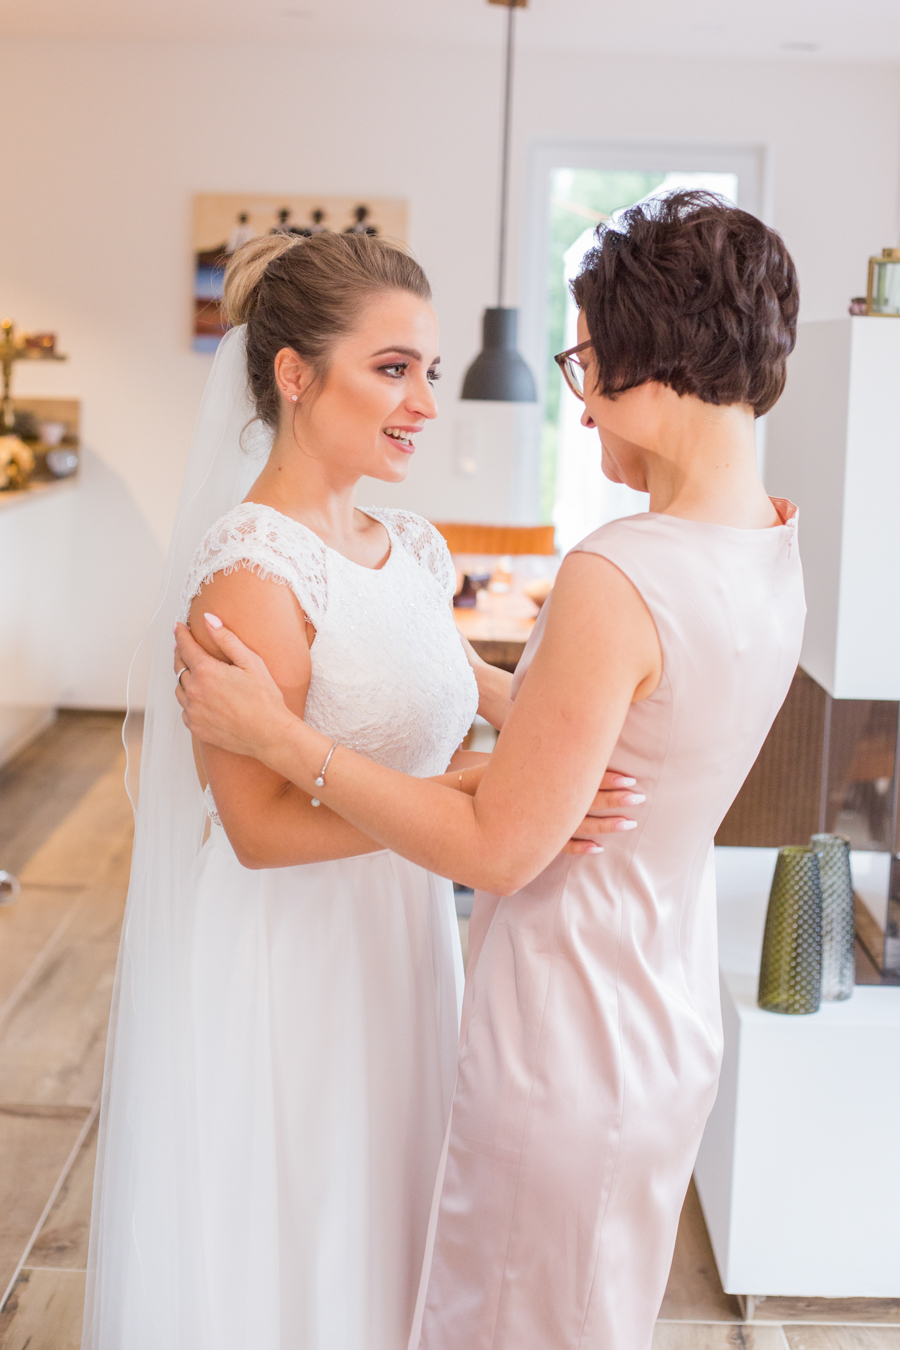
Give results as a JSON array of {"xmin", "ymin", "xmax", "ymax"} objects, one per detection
[{"xmin": 461, "ymin": 307, "xmax": 537, "ymax": 403}]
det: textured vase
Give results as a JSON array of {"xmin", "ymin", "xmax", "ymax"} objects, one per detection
[
  {"xmin": 758, "ymin": 845, "xmax": 823, "ymax": 1015},
  {"xmin": 809, "ymin": 833, "xmax": 855, "ymax": 1001}
]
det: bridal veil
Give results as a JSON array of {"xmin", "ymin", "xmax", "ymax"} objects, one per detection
[{"xmin": 82, "ymin": 327, "xmax": 272, "ymax": 1349}]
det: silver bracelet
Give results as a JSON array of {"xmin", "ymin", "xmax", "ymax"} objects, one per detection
[{"xmin": 310, "ymin": 740, "xmax": 338, "ymax": 808}]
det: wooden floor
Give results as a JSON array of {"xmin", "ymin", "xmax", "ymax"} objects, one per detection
[{"xmin": 1, "ymin": 714, "xmax": 899, "ymax": 1349}]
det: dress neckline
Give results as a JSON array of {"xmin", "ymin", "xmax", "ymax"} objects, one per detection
[
  {"xmin": 241, "ymin": 500, "xmax": 395, "ymax": 573},
  {"xmin": 643, "ymin": 496, "xmax": 797, "ymax": 534}
]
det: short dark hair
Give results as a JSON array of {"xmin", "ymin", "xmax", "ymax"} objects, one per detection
[{"xmin": 571, "ymin": 191, "xmax": 799, "ymax": 417}]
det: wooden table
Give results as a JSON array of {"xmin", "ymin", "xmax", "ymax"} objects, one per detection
[{"xmin": 453, "ymin": 589, "xmax": 539, "ymax": 672}]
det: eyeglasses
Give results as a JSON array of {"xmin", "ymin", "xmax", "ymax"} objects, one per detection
[{"xmin": 554, "ymin": 339, "xmax": 593, "ymax": 402}]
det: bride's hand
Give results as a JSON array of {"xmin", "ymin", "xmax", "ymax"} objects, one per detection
[
  {"xmin": 561, "ymin": 772, "xmax": 644, "ymax": 856},
  {"xmin": 174, "ymin": 615, "xmax": 293, "ymax": 758}
]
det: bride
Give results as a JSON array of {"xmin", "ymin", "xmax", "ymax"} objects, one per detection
[{"xmin": 84, "ymin": 231, "xmax": 635, "ymax": 1350}]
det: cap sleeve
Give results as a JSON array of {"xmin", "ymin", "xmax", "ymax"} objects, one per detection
[{"xmin": 178, "ymin": 502, "xmax": 328, "ymax": 627}]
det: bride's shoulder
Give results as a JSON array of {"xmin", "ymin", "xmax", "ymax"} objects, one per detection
[
  {"xmin": 200, "ymin": 501, "xmax": 324, "ymax": 556},
  {"xmin": 365, "ymin": 507, "xmax": 454, "ymax": 596},
  {"xmin": 178, "ymin": 501, "xmax": 327, "ymax": 626}
]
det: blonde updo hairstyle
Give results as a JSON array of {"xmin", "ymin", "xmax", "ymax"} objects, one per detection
[{"xmin": 223, "ymin": 232, "xmax": 432, "ymax": 430}]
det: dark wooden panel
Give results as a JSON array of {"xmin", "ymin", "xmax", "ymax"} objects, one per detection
[
  {"xmin": 716, "ymin": 668, "xmax": 826, "ymax": 847},
  {"xmin": 717, "ymin": 666, "xmax": 900, "ymax": 853}
]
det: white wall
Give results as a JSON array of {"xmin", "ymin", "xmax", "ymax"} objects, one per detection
[{"xmin": 1, "ymin": 37, "xmax": 898, "ymax": 706}]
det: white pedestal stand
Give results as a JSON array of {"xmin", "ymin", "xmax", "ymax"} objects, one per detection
[{"xmin": 694, "ymin": 847, "xmax": 900, "ymax": 1313}]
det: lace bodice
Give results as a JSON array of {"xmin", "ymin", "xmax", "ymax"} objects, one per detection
[{"xmin": 179, "ymin": 503, "xmax": 478, "ymax": 779}]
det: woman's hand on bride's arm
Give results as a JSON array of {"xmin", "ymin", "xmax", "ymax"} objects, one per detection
[
  {"xmin": 175, "ymin": 593, "xmax": 382, "ymax": 868},
  {"xmin": 225, "ymin": 550, "xmax": 661, "ymax": 894},
  {"xmin": 454, "ymin": 632, "xmax": 646, "ymax": 833},
  {"xmin": 176, "ymin": 617, "xmax": 648, "ymax": 864},
  {"xmin": 174, "ymin": 613, "xmax": 294, "ymax": 759},
  {"xmin": 176, "ymin": 560, "xmax": 659, "ymax": 891},
  {"xmin": 436, "ymin": 755, "xmax": 644, "ymax": 850}
]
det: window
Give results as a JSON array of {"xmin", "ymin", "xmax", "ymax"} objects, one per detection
[{"xmin": 520, "ymin": 145, "xmax": 763, "ymax": 549}]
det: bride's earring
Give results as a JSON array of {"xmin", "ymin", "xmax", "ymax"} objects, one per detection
[{"xmin": 291, "ymin": 394, "xmax": 298, "ymax": 402}]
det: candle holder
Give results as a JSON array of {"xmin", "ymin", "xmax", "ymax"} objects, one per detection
[
  {"xmin": 0, "ymin": 319, "xmax": 67, "ymax": 432},
  {"xmin": 865, "ymin": 249, "xmax": 900, "ymax": 317}
]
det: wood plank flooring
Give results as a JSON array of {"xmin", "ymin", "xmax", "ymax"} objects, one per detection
[
  {"xmin": 0, "ymin": 712, "xmax": 130, "ymax": 1343},
  {"xmin": 0, "ymin": 712, "xmax": 127, "ymax": 879},
  {"xmin": 1, "ymin": 711, "xmax": 899, "ymax": 1348}
]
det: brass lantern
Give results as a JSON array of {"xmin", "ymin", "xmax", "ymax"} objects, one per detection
[{"xmin": 866, "ymin": 248, "xmax": 900, "ymax": 317}]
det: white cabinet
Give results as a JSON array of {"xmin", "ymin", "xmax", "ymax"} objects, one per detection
[
  {"xmin": 0, "ymin": 482, "xmax": 77, "ymax": 763},
  {"xmin": 695, "ymin": 848, "xmax": 900, "ymax": 1301},
  {"xmin": 766, "ymin": 317, "xmax": 900, "ymax": 700}
]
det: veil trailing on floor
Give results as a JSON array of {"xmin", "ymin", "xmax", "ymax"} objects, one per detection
[{"xmin": 83, "ymin": 327, "xmax": 272, "ymax": 1349}]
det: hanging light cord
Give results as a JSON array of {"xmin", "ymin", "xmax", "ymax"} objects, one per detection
[{"xmin": 496, "ymin": 0, "xmax": 516, "ymax": 309}]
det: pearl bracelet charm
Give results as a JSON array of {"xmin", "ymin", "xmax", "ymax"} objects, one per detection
[{"xmin": 310, "ymin": 740, "xmax": 338, "ymax": 808}]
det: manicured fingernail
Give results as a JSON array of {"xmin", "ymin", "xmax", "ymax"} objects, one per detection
[
  {"xmin": 172, "ymin": 622, "xmax": 178, "ymax": 633},
  {"xmin": 204, "ymin": 612, "xmax": 223, "ymax": 629},
  {"xmin": 612, "ymin": 775, "xmax": 636, "ymax": 787},
  {"xmin": 614, "ymin": 819, "xmax": 637, "ymax": 831},
  {"xmin": 586, "ymin": 844, "xmax": 604, "ymax": 854},
  {"xmin": 624, "ymin": 793, "xmax": 645, "ymax": 804}
]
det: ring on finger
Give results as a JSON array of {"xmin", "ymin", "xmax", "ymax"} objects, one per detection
[{"xmin": 176, "ymin": 667, "xmax": 189, "ymax": 689}]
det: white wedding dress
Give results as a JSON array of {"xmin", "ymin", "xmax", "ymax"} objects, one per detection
[
  {"xmin": 179, "ymin": 502, "xmax": 477, "ymax": 1350},
  {"xmin": 87, "ymin": 498, "xmax": 477, "ymax": 1350}
]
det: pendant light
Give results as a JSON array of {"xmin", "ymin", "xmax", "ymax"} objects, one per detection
[{"xmin": 461, "ymin": 0, "xmax": 537, "ymax": 403}]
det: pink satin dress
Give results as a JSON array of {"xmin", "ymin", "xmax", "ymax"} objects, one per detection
[{"xmin": 412, "ymin": 501, "xmax": 805, "ymax": 1350}]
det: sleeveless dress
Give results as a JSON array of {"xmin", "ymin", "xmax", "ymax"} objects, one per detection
[
  {"xmin": 412, "ymin": 501, "xmax": 805, "ymax": 1350},
  {"xmin": 176, "ymin": 504, "xmax": 478, "ymax": 1350}
]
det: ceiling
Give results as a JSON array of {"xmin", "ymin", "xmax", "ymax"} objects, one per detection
[{"xmin": 0, "ymin": 0, "xmax": 898, "ymax": 62}]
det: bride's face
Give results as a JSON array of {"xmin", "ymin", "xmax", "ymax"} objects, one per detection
[{"xmin": 283, "ymin": 290, "xmax": 440, "ymax": 483}]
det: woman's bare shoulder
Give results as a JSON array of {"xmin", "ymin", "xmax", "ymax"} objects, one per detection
[{"xmin": 537, "ymin": 551, "xmax": 662, "ymax": 702}]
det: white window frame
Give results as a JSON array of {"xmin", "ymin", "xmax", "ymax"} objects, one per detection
[{"xmin": 515, "ymin": 140, "xmax": 770, "ymax": 520}]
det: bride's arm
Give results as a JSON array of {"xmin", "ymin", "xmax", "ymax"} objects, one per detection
[
  {"xmin": 186, "ymin": 567, "xmax": 391, "ymax": 869},
  {"xmin": 177, "ymin": 554, "xmax": 660, "ymax": 890},
  {"xmin": 186, "ymin": 567, "xmax": 503, "ymax": 869}
]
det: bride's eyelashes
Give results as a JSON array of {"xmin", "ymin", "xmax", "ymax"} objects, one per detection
[{"xmin": 377, "ymin": 361, "xmax": 442, "ymax": 385}]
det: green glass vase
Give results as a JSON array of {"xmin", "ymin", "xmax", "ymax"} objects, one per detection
[
  {"xmin": 810, "ymin": 834, "xmax": 855, "ymax": 1001},
  {"xmin": 758, "ymin": 845, "xmax": 823, "ymax": 1015}
]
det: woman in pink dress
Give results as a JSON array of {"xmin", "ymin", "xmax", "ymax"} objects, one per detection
[{"xmin": 175, "ymin": 191, "xmax": 804, "ymax": 1349}]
